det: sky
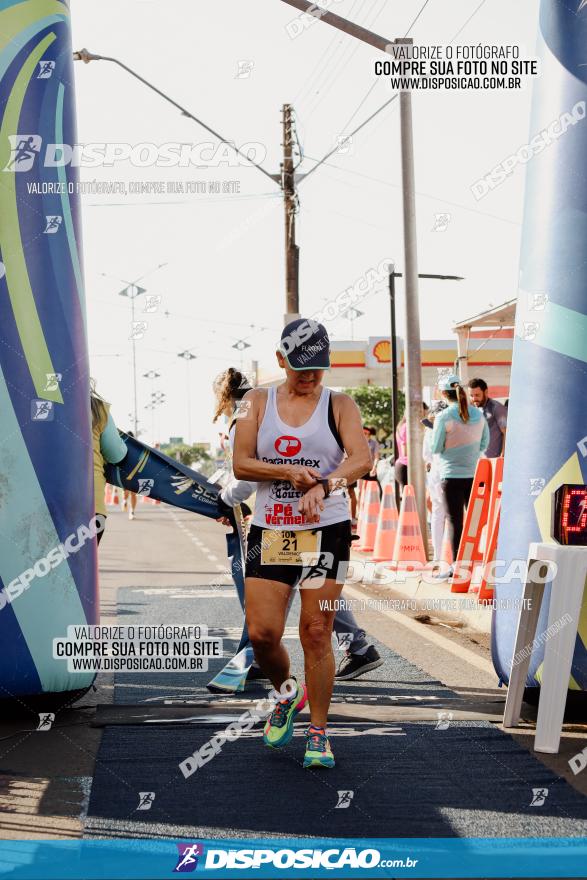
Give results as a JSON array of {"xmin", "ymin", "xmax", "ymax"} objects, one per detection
[{"xmin": 70, "ymin": 0, "xmax": 540, "ymax": 448}]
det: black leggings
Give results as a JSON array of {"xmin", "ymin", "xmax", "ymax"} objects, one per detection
[
  {"xmin": 394, "ymin": 461, "xmax": 408, "ymax": 496},
  {"xmin": 441, "ymin": 478, "xmax": 474, "ymax": 559}
]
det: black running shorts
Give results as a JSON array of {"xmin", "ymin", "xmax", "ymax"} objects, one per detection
[{"xmin": 245, "ymin": 520, "xmax": 352, "ymax": 588}]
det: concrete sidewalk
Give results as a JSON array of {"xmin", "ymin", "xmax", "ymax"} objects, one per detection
[{"xmin": 351, "ymin": 547, "xmax": 493, "ymax": 634}]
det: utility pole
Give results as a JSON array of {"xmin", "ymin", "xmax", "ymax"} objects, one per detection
[
  {"xmin": 279, "ymin": 0, "xmax": 427, "ymax": 534},
  {"xmin": 282, "ymin": 103, "xmax": 300, "ymax": 322},
  {"xmin": 388, "ymin": 268, "xmax": 400, "ymax": 508},
  {"xmin": 396, "ymin": 45, "xmax": 426, "ymax": 537}
]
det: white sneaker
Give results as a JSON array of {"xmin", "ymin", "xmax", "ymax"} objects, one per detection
[
  {"xmin": 433, "ymin": 565, "xmax": 453, "ymax": 581},
  {"xmin": 129, "ymin": 510, "xmax": 135, "ymax": 521}
]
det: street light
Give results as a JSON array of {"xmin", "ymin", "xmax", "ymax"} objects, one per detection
[
  {"xmin": 119, "ymin": 283, "xmax": 147, "ymax": 437},
  {"xmin": 388, "ymin": 267, "xmax": 464, "ymax": 509},
  {"xmin": 143, "ymin": 370, "xmax": 162, "ymax": 445},
  {"xmin": 342, "ymin": 306, "xmax": 364, "ymax": 340},
  {"xmin": 178, "ymin": 350, "xmax": 197, "ymax": 445},
  {"xmin": 104, "ymin": 263, "xmax": 167, "ymax": 436}
]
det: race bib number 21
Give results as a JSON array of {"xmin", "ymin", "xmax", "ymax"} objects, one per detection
[{"xmin": 261, "ymin": 529, "xmax": 321, "ymax": 566}]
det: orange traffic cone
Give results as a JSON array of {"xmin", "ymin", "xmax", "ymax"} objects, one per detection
[
  {"xmin": 355, "ymin": 479, "xmax": 368, "ymax": 535},
  {"xmin": 104, "ymin": 484, "xmax": 113, "ymax": 506},
  {"xmin": 441, "ymin": 523, "xmax": 453, "ymax": 565},
  {"xmin": 372, "ymin": 483, "xmax": 399, "ymax": 562},
  {"xmin": 392, "ymin": 484, "xmax": 427, "ymax": 573},
  {"xmin": 112, "ymin": 487, "xmax": 120, "ymax": 505},
  {"xmin": 355, "ymin": 481, "xmax": 380, "ymax": 552},
  {"xmin": 357, "ymin": 479, "xmax": 366, "ymax": 511}
]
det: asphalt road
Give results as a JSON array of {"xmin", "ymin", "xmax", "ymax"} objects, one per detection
[{"xmin": 1, "ymin": 501, "xmax": 586, "ymax": 842}]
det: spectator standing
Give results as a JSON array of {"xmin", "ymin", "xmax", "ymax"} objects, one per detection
[
  {"xmin": 468, "ymin": 377, "xmax": 507, "ymax": 458},
  {"xmin": 431, "ymin": 376, "xmax": 489, "ymax": 577},
  {"xmin": 422, "ymin": 401, "xmax": 448, "ymax": 563},
  {"xmin": 395, "ymin": 405, "xmax": 429, "ymax": 497},
  {"xmin": 394, "ymin": 415, "xmax": 408, "ymax": 495}
]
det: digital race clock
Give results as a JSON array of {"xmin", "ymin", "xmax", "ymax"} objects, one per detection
[{"xmin": 552, "ymin": 484, "xmax": 587, "ymax": 546}]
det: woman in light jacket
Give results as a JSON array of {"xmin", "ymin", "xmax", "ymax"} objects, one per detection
[{"xmin": 431, "ymin": 375, "xmax": 489, "ymax": 577}]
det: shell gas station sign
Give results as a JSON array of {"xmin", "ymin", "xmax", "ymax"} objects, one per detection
[{"xmin": 325, "ymin": 332, "xmax": 513, "ymax": 393}]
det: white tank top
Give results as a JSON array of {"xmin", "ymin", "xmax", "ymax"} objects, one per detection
[{"xmin": 252, "ymin": 385, "xmax": 349, "ymax": 530}]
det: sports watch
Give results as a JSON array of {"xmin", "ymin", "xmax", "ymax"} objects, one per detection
[{"xmin": 319, "ymin": 478, "xmax": 348, "ymax": 497}]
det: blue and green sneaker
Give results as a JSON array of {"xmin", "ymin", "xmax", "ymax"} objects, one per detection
[
  {"xmin": 262, "ymin": 679, "xmax": 307, "ymax": 749},
  {"xmin": 303, "ymin": 725, "xmax": 335, "ymax": 768}
]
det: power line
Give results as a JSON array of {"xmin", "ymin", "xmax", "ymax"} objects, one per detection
[
  {"xmin": 302, "ymin": 0, "xmax": 377, "ymax": 121},
  {"xmin": 449, "ymin": 0, "xmax": 487, "ymax": 44},
  {"xmin": 304, "ymin": 157, "xmax": 521, "ymax": 226},
  {"xmin": 293, "ymin": 0, "xmax": 363, "ymax": 109},
  {"xmin": 73, "ymin": 49, "xmax": 278, "ymax": 186},
  {"xmin": 334, "ymin": 0, "xmax": 432, "ymax": 143},
  {"xmin": 86, "ymin": 192, "xmax": 282, "ymax": 209},
  {"xmin": 299, "ymin": 0, "xmax": 490, "ymax": 187},
  {"xmin": 300, "ymin": 93, "xmax": 398, "ymax": 183},
  {"xmin": 404, "ymin": 0, "xmax": 433, "ymax": 36}
]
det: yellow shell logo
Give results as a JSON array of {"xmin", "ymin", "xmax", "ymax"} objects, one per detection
[{"xmin": 372, "ymin": 340, "xmax": 391, "ymax": 363}]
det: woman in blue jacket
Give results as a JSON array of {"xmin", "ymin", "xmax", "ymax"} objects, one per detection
[{"xmin": 431, "ymin": 375, "xmax": 489, "ymax": 576}]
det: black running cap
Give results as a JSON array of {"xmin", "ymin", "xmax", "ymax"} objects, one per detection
[{"xmin": 279, "ymin": 318, "xmax": 330, "ymax": 370}]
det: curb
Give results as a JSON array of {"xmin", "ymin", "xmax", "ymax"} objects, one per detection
[{"xmin": 349, "ymin": 549, "xmax": 493, "ymax": 634}]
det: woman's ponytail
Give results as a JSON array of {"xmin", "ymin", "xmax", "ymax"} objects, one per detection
[
  {"xmin": 456, "ymin": 383, "xmax": 469, "ymax": 423},
  {"xmin": 212, "ymin": 367, "xmax": 253, "ymax": 422}
]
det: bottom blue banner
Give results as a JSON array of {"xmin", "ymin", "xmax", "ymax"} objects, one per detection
[{"xmin": 0, "ymin": 838, "xmax": 586, "ymax": 878}]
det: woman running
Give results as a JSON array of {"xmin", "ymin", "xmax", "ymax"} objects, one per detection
[
  {"xmin": 91, "ymin": 381, "xmax": 127, "ymax": 545},
  {"xmin": 215, "ymin": 366, "xmax": 382, "ymax": 685},
  {"xmin": 431, "ymin": 375, "xmax": 489, "ymax": 578},
  {"xmin": 233, "ymin": 318, "xmax": 372, "ymax": 768}
]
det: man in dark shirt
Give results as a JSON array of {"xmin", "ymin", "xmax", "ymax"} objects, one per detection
[{"xmin": 468, "ymin": 377, "xmax": 507, "ymax": 458}]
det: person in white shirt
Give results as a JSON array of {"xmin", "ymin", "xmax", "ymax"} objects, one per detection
[{"xmin": 422, "ymin": 401, "xmax": 448, "ymax": 563}]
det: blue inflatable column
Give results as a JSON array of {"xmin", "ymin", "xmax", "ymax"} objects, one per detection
[
  {"xmin": 493, "ymin": 0, "xmax": 587, "ymax": 690},
  {"xmin": 0, "ymin": 1, "xmax": 96, "ymax": 697}
]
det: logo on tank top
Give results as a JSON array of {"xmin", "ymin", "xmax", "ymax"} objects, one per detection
[{"xmin": 274, "ymin": 435, "xmax": 302, "ymax": 456}]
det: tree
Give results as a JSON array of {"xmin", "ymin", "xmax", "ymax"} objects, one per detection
[
  {"xmin": 344, "ymin": 386, "xmax": 405, "ymax": 440},
  {"xmin": 164, "ymin": 443, "xmax": 214, "ymax": 475}
]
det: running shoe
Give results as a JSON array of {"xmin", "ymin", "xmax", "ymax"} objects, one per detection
[
  {"xmin": 335, "ymin": 645, "xmax": 383, "ymax": 680},
  {"xmin": 432, "ymin": 565, "xmax": 454, "ymax": 581},
  {"xmin": 303, "ymin": 726, "xmax": 335, "ymax": 769},
  {"xmin": 263, "ymin": 679, "xmax": 307, "ymax": 749}
]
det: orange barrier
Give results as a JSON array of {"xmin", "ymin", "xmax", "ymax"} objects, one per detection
[
  {"xmin": 477, "ymin": 456, "xmax": 504, "ymax": 603},
  {"xmin": 355, "ymin": 481, "xmax": 380, "ymax": 552},
  {"xmin": 392, "ymin": 484, "xmax": 427, "ymax": 572},
  {"xmin": 451, "ymin": 458, "xmax": 492, "ymax": 593},
  {"xmin": 372, "ymin": 483, "xmax": 399, "ymax": 562},
  {"xmin": 104, "ymin": 484, "xmax": 113, "ymax": 506}
]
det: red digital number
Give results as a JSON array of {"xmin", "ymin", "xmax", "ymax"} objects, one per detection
[{"xmin": 562, "ymin": 488, "xmax": 587, "ymax": 536}]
